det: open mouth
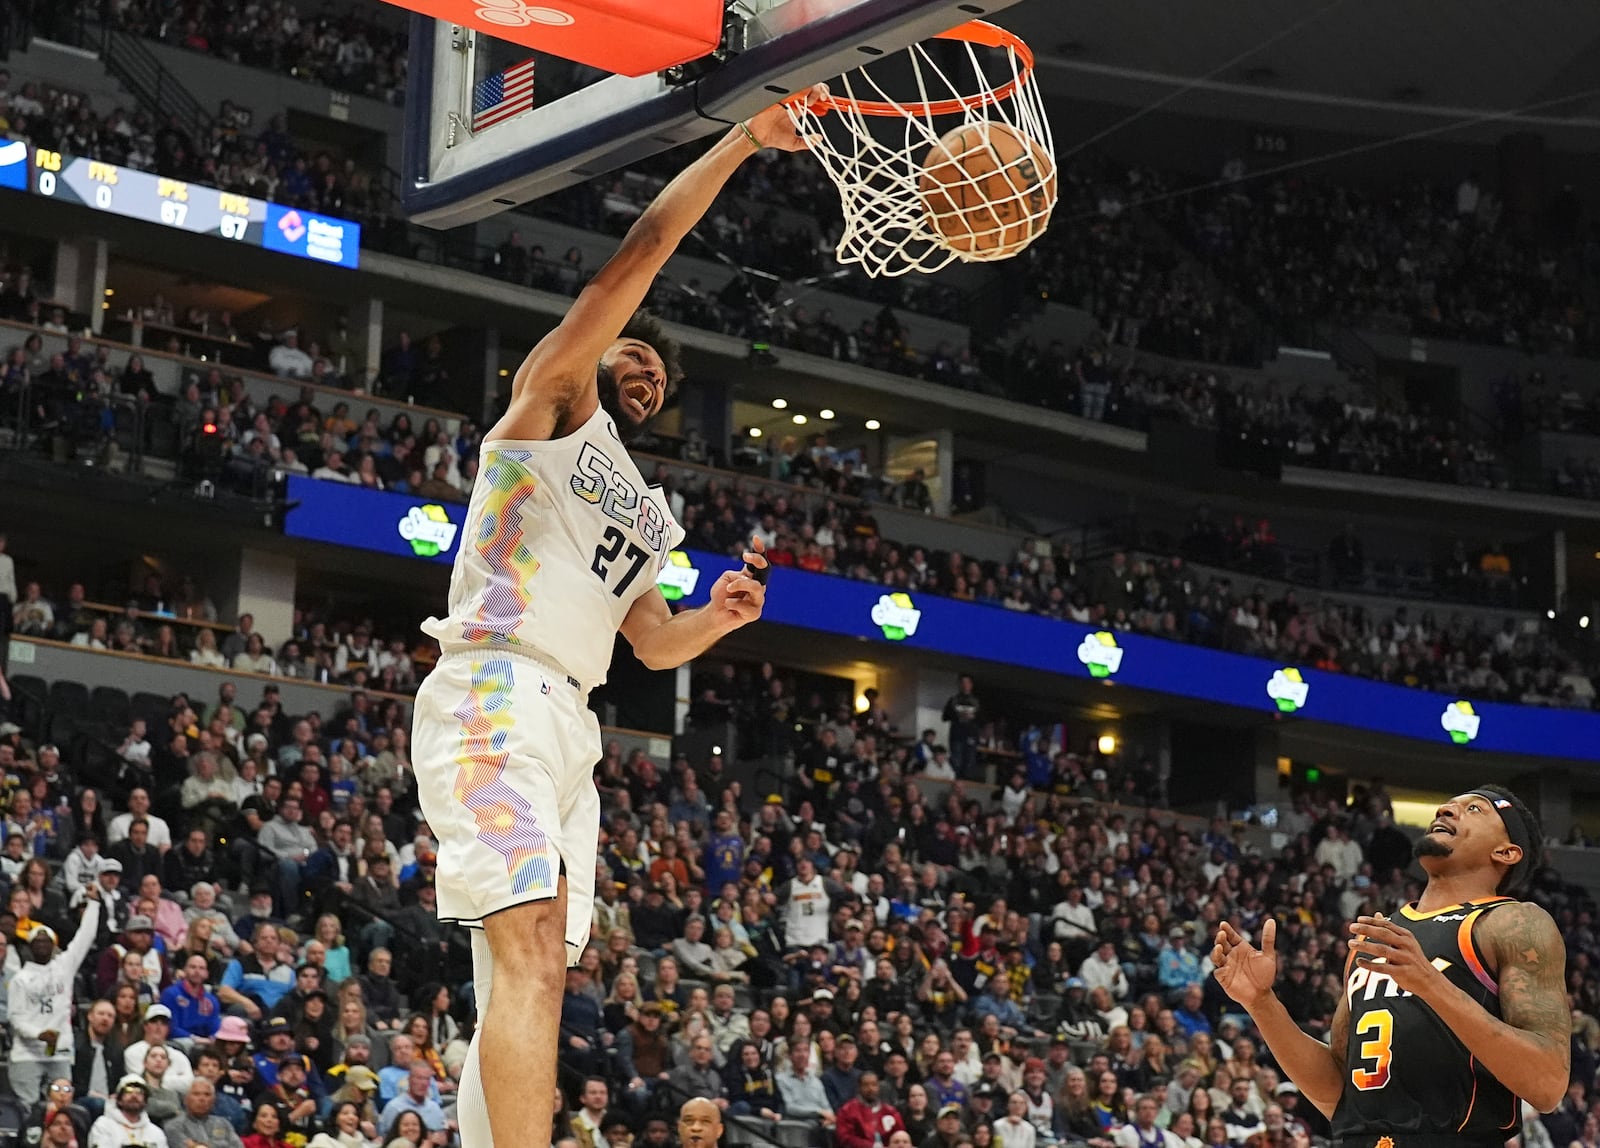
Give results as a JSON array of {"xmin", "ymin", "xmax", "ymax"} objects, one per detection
[
  {"xmin": 1428, "ymin": 820, "xmax": 1455, "ymax": 836},
  {"xmin": 623, "ymin": 378, "xmax": 655, "ymax": 419}
]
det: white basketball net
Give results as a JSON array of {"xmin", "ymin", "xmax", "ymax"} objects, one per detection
[{"xmin": 787, "ymin": 23, "xmax": 1057, "ymax": 279}]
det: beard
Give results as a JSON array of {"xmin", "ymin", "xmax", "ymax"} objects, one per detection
[
  {"xmin": 1413, "ymin": 834, "xmax": 1453, "ymax": 859},
  {"xmin": 597, "ymin": 362, "xmax": 645, "ymax": 444}
]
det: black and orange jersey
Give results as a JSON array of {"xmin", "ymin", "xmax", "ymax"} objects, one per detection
[{"xmin": 1330, "ymin": 896, "xmax": 1521, "ymax": 1147}]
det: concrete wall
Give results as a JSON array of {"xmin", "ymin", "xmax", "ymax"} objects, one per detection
[{"xmin": 6, "ymin": 637, "xmax": 664, "ymax": 755}]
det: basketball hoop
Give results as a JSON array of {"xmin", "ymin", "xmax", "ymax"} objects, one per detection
[{"xmin": 786, "ymin": 20, "xmax": 1056, "ymax": 279}]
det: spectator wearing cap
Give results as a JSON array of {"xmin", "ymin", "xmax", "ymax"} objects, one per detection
[
  {"xmin": 835, "ymin": 1071, "xmax": 905, "ymax": 1148},
  {"xmin": 1157, "ymin": 927, "xmax": 1202, "ymax": 996},
  {"xmin": 269, "ymin": 1055, "xmax": 321, "ymax": 1138},
  {"xmin": 161, "ymin": 951, "xmax": 222, "ymax": 1040},
  {"xmin": 93, "ymin": 913, "xmax": 168, "ymax": 999},
  {"xmin": 925, "ymin": 1103, "xmax": 964, "ymax": 1148},
  {"xmin": 821, "ymin": 1035, "xmax": 864, "ymax": 1110},
  {"xmin": 776, "ymin": 1043, "xmax": 834, "ymax": 1126},
  {"xmin": 122, "ymin": 1003, "xmax": 196, "ymax": 1091},
  {"xmin": 219, "ymin": 921, "xmax": 296, "ymax": 1019},
  {"xmin": 233, "ymin": 884, "xmax": 286, "ymax": 942},
  {"xmin": 87, "ymin": 1075, "xmax": 166, "ymax": 1148},
  {"xmin": 617, "ymin": 1001, "xmax": 674, "ymax": 1105}
]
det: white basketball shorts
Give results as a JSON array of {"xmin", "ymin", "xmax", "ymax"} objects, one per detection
[{"xmin": 411, "ymin": 648, "xmax": 599, "ymax": 963}]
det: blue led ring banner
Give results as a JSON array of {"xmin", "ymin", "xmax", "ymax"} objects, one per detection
[{"xmin": 280, "ymin": 477, "xmax": 1600, "ymax": 761}]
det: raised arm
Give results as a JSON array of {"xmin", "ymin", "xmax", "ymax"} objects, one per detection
[
  {"xmin": 497, "ymin": 89, "xmax": 824, "ymax": 440},
  {"xmin": 1213, "ymin": 919, "xmax": 1347, "ymax": 1117}
]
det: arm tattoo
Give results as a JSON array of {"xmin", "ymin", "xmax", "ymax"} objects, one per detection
[{"xmin": 1484, "ymin": 902, "xmax": 1572, "ymax": 1056}]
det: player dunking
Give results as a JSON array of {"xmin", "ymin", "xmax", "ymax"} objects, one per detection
[
  {"xmin": 1213, "ymin": 785, "xmax": 1569, "ymax": 1148},
  {"xmin": 410, "ymin": 88, "xmax": 826, "ymax": 1148}
]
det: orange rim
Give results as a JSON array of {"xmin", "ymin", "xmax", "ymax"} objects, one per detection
[{"xmin": 790, "ymin": 20, "xmax": 1035, "ymax": 119}]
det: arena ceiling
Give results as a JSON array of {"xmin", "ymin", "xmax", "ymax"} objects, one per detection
[{"xmin": 1003, "ymin": 0, "xmax": 1600, "ymax": 149}]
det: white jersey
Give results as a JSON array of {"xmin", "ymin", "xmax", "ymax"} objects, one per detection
[
  {"xmin": 784, "ymin": 875, "xmax": 830, "ymax": 948},
  {"xmin": 9, "ymin": 899, "xmax": 99, "ymax": 1061},
  {"xmin": 421, "ymin": 407, "xmax": 685, "ymax": 690}
]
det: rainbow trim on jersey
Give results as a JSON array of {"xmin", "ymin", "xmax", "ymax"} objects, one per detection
[
  {"xmin": 450, "ymin": 656, "xmax": 556, "ymax": 894},
  {"xmin": 462, "ymin": 450, "xmax": 540, "ymax": 644}
]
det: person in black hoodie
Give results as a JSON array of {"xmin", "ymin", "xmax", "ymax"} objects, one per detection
[{"xmin": 723, "ymin": 1041, "xmax": 783, "ymax": 1121}]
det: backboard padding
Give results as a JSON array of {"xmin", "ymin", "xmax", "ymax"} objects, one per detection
[{"xmin": 402, "ymin": 0, "xmax": 1031, "ymax": 228}]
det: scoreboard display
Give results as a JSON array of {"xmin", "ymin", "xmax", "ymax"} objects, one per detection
[{"xmin": 6, "ymin": 140, "xmax": 361, "ymax": 269}]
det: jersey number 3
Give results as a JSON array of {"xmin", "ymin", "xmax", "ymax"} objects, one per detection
[
  {"xmin": 1351, "ymin": 1009, "xmax": 1393, "ymax": 1091},
  {"xmin": 593, "ymin": 526, "xmax": 650, "ymax": 598}
]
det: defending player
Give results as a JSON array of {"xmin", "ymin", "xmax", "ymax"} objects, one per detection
[
  {"xmin": 410, "ymin": 89, "xmax": 826, "ymax": 1148},
  {"xmin": 1212, "ymin": 785, "xmax": 1569, "ymax": 1147}
]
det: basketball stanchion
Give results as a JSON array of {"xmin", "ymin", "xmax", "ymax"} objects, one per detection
[{"xmin": 786, "ymin": 20, "xmax": 1057, "ymax": 278}]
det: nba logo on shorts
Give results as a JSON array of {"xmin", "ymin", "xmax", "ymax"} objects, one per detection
[{"xmin": 540, "ymin": 680, "xmax": 553, "ymax": 695}]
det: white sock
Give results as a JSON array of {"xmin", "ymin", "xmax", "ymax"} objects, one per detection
[{"xmin": 456, "ymin": 931, "xmax": 494, "ymax": 1148}]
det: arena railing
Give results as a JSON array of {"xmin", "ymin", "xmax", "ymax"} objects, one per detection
[{"xmin": 0, "ymin": 317, "xmax": 467, "ymax": 441}]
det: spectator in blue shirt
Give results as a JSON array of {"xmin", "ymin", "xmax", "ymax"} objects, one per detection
[
  {"xmin": 377, "ymin": 1035, "xmax": 440, "ymax": 1106},
  {"xmin": 377, "ymin": 1063, "xmax": 448, "ymax": 1135},
  {"xmin": 161, "ymin": 953, "xmax": 222, "ymax": 1039},
  {"xmin": 702, "ymin": 811, "xmax": 744, "ymax": 891},
  {"xmin": 219, "ymin": 923, "xmax": 295, "ymax": 1016},
  {"xmin": 972, "ymin": 976, "xmax": 1042, "ymax": 1039},
  {"xmin": 1172, "ymin": 984, "xmax": 1212, "ymax": 1039},
  {"xmin": 1157, "ymin": 928, "xmax": 1202, "ymax": 995}
]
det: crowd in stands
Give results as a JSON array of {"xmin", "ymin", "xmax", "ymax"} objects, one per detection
[
  {"xmin": 2, "ymin": 607, "xmax": 1599, "ymax": 1148},
  {"xmin": 644, "ymin": 443, "xmax": 1597, "ymax": 709},
  {"xmin": 4, "ymin": 299, "xmax": 1596, "ymax": 712},
  {"xmin": 88, "ymin": 0, "xmax": 410, "ymax": 105},
  {"xmin": 0, "ymin": 71, "xmax": 382, "ymax": 223}
]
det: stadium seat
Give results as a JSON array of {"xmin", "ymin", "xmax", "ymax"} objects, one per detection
[
  {"xmin": 131, "ymin": 691, "xmax": 171, "ymax": 728},
  {"xmin": 48, "ymin": 680, "xmax": 91, "ymax": 717},
  {"xmin": 8, "ymin": 675, "xmax": 49, "ymax": 738},
  {"xmin": 91, "ymin": 685, "xmax": 132, "ymax": 727}
]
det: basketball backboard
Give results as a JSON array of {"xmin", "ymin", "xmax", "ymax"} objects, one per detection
[{"xmin": 401, "ymin": 0, "xmax": 1030, "ymax": 229}]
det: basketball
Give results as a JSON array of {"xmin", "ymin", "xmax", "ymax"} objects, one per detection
[{"xmin": 916, "ymin": 121, "xmax": 1057, "ymax": 258}]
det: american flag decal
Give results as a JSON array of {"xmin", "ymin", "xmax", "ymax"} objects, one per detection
[{"xmin": 472, "ymin": 58, "xmax": 536, "ymax": 132}]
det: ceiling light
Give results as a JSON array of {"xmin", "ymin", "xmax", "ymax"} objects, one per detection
[
  {"xmin": 1097, "ymin": 734, "xmax": 1118, "ymax": 755},
  {"xmin": 749, "ymin": 427, "xmax": 762, "ymax": 438},
  {"xmin": 1548, "ymin": 610, "xmax": 1557, "ymax": 620},
  {"xmin": 104, "ymin": 288, "xmax": 115, "ymax": 297},
  {"xmin": 771, "ymin": 398, "xmax": 788, "ymax": 409},
  {"xmin": 865, "ymin": 419, "xmax": 881, "ymax": 430},
  {"xmin": 819, "ymin": 408, "xmax": 835, "ymax": 420},
  {"xmin": 1583, "ymin": 617, "xmax": 1592, "ymax": 629},
  {"xmin": 497, "ymin": 368, "xmax": 509, "ymax": 377},
  {"xmin": 792, "ymin": 414, "xmax": 808, "ymax": 425}
]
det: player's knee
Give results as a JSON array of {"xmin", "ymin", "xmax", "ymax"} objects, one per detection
[{"xmin": 483, "ymin": 897, "xmax": 568, "ymax": 981}]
